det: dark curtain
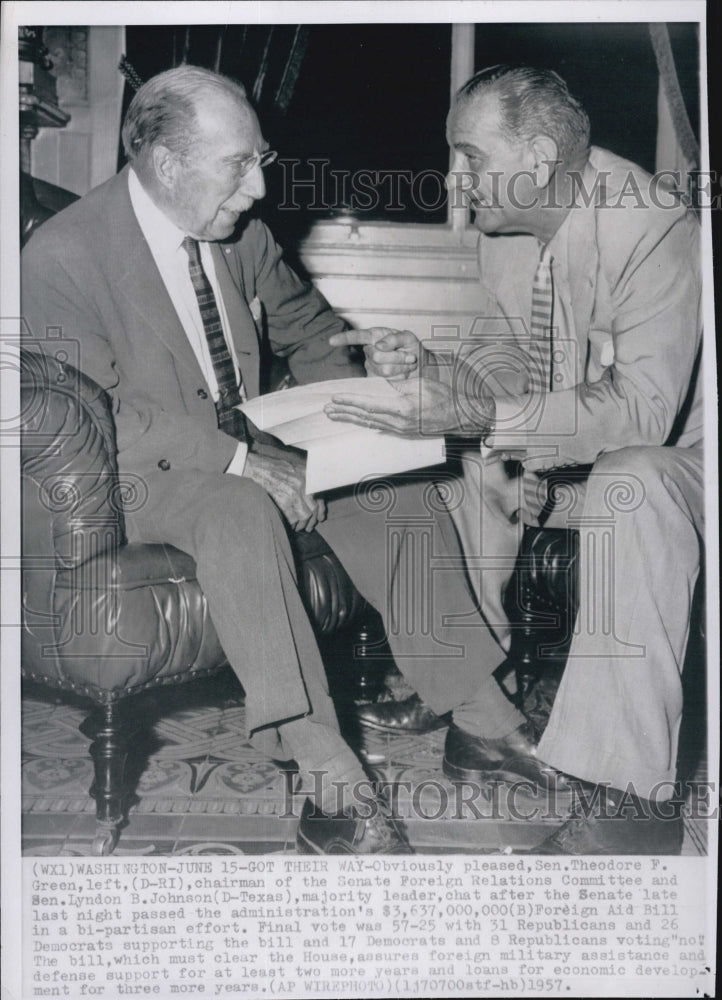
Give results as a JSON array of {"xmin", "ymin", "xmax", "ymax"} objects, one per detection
[{"xmin": 118, "ymin": 25, "xmax": 309, "ymax": 170}]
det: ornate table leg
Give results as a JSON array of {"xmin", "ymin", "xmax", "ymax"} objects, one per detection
[{"xmin": 80, "ymin": 701, "xmax": 140, "ymax": 855}]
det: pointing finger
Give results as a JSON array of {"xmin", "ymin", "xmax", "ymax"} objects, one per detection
[{"xmin": 329, "ymin": 329, "xmax": 389, "ymax": 348}]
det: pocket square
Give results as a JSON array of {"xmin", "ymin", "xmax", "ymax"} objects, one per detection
[
  {"xmin": 599, "ymin": 339, "xmax": 614, "ymax": 368},
  {"xmin": 249, "ymin": 295, "xmax": 263, "ymax": 323}
]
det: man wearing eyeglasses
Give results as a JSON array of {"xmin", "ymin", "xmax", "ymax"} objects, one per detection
[{"xmin": 23, "ymin": 65, "xmax": 549, "ymax": 854}]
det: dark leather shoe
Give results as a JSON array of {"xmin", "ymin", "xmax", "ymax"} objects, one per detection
[
  {"xmin": 442, "ymin": 721, "xmax": 571, "ymax": 797},
  {"xmin": 296, "ymin": 797, "xmax": 414, "ymax": 854},
  {"xmin": 531, "ymin": 788, "xmax": 683, "ymax": 855},
  {"xmin": 357, "ymin": 693, "xmax": 450, "ymax": 734}
]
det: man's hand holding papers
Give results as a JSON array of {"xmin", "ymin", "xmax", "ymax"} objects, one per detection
[
  {"xmin": 239, "ymin": 377, "xmax": 446, "ymax": 494},
  {"xmin": 244, "ymin": 449, "xmax": 326, "ymax": 533}
]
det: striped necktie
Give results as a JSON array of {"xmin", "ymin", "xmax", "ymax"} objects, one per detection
[
  {"xmin": 522, "ymin": 245, "xmax": 555, "ymax": 522},
  {"xmin": 182, "ymin": 236, "xmax": 247, "ymax": 442},
  {"xmin": 529, "ymin": 244, "xmax": 555, "ymax": 396}
]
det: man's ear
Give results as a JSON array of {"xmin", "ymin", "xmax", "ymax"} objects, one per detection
[
  {"xmin": 528, "ymin": 135, "xmax": 560, "ymax": 189},
  {"xmin": 151, "ymin": 145, "xmax": 178, "ymax": 190}
]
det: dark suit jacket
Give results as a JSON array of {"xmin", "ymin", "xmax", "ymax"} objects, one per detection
[{"xmin": 21, "ymin": 165, "xmax": 362, "ymax": 481}]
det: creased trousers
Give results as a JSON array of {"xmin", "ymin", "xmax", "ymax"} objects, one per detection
[
  {"xmin": 450, "ymin": 444, "xmax": 705, "ymax": 798},
  {"xmin": 125, "ymin": 470, "xmax": 524, "ymax": 741}
]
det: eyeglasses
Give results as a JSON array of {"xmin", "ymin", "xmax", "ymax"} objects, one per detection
[{"xmin": 238, "ymin": 149, "xmax": 278, "ymax": 177}]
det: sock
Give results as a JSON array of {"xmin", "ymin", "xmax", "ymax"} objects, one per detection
[
  {"xmin": 278, "ymin": 716, "xmax": 371, "ymax": 815},
  {"xmin": 452, "ymin": 693, "xmax": 524, "ymax": 740}
]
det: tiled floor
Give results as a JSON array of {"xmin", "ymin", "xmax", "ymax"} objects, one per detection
[{"xmin": 22, "ymin": 662, "xmax": 708, "ymax": 857}]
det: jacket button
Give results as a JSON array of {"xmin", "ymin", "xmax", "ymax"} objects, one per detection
[
  {"xmin": 197, "ymin": 388, "xmax": 208, "ymax": 399},
  {"xmin": 158, "ymin": 459, "xmax": 171, "ymax": 471}
]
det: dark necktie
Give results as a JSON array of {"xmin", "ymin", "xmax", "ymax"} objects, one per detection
[
  {"xmin": 182, "ymin": 236, "xmax": 248, "ymax": 442},
  {"xmin": 529, "ymin": 245, "xmax": 555, "ymax": 395}
]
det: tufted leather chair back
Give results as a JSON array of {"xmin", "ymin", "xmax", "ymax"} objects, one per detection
[
  {"xmin": 20, "ymin": 345, "xmax": 366, "ymax": 705},
  {"xmin": 21, "ymin": 350, "xmax": 125, "ymax": 566}
]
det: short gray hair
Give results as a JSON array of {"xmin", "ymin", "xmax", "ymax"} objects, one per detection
[
  {"xmin": 456, "ymin": 65, "xmax": 590, "ymax": 161},
  {"xmin": 122, "ymin": 65, "xmax": 248, "ymax": 164}
]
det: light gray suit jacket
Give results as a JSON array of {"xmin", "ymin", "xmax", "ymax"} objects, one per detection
[{"xmin": 472, "ymin": 148, "xmax": 703, "ymax": 472}]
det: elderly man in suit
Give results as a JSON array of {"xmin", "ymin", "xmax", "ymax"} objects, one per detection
[
  {"xmin": 22, "ymin": 65, "xmax": 569, "ymax": 854},
  {"xmin": 328, "ymin": 65, "xmax": 704, "ymax": 854}
]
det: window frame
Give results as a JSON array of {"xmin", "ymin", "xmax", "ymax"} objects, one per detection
[{"xmin": 299, "ymin": 25, "xmax": 475, "ymax": 261}]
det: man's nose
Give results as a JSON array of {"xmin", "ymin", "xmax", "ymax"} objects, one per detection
[
  {"xmin": 444, "ymin": 151, "xmax": 466, "ymax": 193},
  {"xmin": 445, "ymin": 156, "xmax": 479, "ymax": 209},
  {"xmin": 239, "ymin": 163, "xmax": 266, "ymax": 201}
]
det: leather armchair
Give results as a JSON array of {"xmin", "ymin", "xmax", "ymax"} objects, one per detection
[
  {"xmin": 19, "ymin": 175, "xmax": 585, "ymax": 857},
  {"xmin": 502, "ymin": 524, "xmax": 580, "ymax": 709},
  {"xmin": 20, "ymin": 346, "xmax": 585, "ymax": 853},
  {"xmin": 20, "ymin": 350, "xmax": 367, "ymax": 853}
]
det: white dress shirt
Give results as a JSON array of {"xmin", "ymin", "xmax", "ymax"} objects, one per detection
[{"xmin": 128, "ymin": 169, "xmax": 247, "ymax": 475}]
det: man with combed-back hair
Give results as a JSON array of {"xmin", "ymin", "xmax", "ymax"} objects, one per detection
[
  {"xmin": 458, "ymin": 65, "xmax": 592, "ymax": 160},
  {"xmin": 328, "ymin": 65, "xmax": 704, "ymax": 854},
  {"xmin": 22, "ymin": 65, "xmax": 569, "ymax": 854}
]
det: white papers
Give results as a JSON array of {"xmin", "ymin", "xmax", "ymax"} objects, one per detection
[
  {"xmin": 303, "ymin": 426, "xmax": 444, "ymax": 493},
  {"xmin": 239, "ymin": 377, "xmax": 445, "ymax": 493}
]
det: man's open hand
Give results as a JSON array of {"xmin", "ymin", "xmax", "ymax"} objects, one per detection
[
  {"xmin": 325, "ymin": 376, "xmax": 496, "ymax": 437},
  {"xmin": 325, "ymin": 377, "xmax": 454, "ymax": 436},
  {"xmin": 243, "ymin": 450, "xmax": 326, "ymax": 532},
  {"xmin": 329, "ymin": 327, "xmax": 423, "ymax": 380}
]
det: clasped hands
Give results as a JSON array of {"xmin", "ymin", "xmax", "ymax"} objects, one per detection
[{"xmin": 324, "ymin": 327, "xmax": 495, "ymax": 437}]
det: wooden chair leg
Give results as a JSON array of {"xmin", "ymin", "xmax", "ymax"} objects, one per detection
[
  {"xmin": 350, "ymin": 618, "xmax": 390, "ymax": 700},
  {"xmin": 80, "ymin": 701, "xmax": 139, "ymax": 855}
]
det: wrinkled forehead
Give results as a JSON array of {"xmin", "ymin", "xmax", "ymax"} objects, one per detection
[{"xmin": 194, "ymin": 92, "xmax": 264, "ymax": 153}]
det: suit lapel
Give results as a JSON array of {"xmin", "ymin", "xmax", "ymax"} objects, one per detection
[
  {"xmin": 478, "ymin": 164, "xmax": 600, "ymax": 374},
  {"xmin": 106, "ymin": 169, "xmax": 263, "ymax": 396},
  {"xmin": 482, "ymin": 233, "xmax": 539, "ymax": 337},
  {"xmin": 108, "ymin": 169, "xmax": 207, "ymax": 383},
  {"xmin": 566, "ymin": 166, "xmax": 600, "ymax": 343},
  {"xmin": 118, "ymin": 251, "xmax": 205, "ymax": 382}
]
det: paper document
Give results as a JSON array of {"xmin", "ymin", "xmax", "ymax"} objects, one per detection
[{"xmin": 239, "ymin": 377, "xmax": 445, "ymax": 493}]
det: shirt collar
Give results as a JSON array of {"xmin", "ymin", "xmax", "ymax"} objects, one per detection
[{"xmin": 128, "ymin": 167, "xmax": 188, "ymax": 256}]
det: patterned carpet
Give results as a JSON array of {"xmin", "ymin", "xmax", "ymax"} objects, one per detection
[{"xmin": 21, "ymin": 662, "xmax": 708, "ymax": 857}]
